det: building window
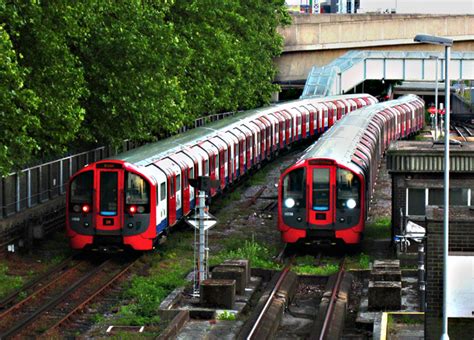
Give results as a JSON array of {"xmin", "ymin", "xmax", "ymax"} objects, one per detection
[
  {"xmin": 428, "ymin": 188, "xmax": 469, "ymax": 206},
  {"xmin": 407, "ymin": 188, "xmax": 425, "ymax": 216}
]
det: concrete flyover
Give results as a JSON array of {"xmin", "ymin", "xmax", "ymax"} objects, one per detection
[{"xmin": 276, "ymin": 14, "xmax": 474, "ymax": 84}]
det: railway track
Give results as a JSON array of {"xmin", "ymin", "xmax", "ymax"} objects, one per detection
[
  {"xmin": 451, "ymin": 122, "xmax": 474, "ymax": 142},
  {"xmin": 243, "ymin": 260, "xmax": 296, "ymax": 340},
  {"xmin": 309, "ymin": 258, "xmax": 347, "ymax": 340},
  {"xmin": 0, "ymin": 254, "xmax": 139, "ymax": 339}
]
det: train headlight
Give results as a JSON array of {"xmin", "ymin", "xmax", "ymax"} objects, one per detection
[
  {"xmin": 346, "ymin": 199, "xmax": 356, "ymax": 209},
  {"xmin": 284, "ymin": 198, "xmax": 296, "ymax": 208}
]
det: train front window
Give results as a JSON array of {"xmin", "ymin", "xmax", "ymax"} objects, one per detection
[
  {"xmin": 125, "ymin": 172, "xmax": 149, "ymax": 205},
  {"xmin": 282, "ymin": 168, "xmax": 306, "ymax": 208},
  {"xmin": 336, "ymin": 168, "xmax": 360, "ymax": 209},
  {"xmin": 70, "ymin": 171, "xmax": 93, "ymax": 204},
  {"xmin": 312, "ymin": 168, "xmax": 330, "ymax": 211},
  {"xmin": 100, "ymin": 172, "xmax": 118, "ymax": 215}
]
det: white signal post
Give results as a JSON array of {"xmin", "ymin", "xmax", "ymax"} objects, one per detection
[{"xmin": 186, "ymin": 187, "xmax": 217, "ymax": 297}]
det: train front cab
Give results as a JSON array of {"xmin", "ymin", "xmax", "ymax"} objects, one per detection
[
  {"xmin": 67, "ymin": 161, "xmax": 159, "ymax": 251},
  {"xmin": 279, "ymin": 160, "xmax": 364, "ymax": 245}
]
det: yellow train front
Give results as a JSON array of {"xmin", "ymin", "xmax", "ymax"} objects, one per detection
[{"xmin": 278, "ymin": 94, "xmax": 425, "ymax": 245}]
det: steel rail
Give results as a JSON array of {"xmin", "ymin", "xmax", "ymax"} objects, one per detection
[
  {"xmin": 452, "ymin": 124, "xmax": 467, "ymax": 142},
  {"xmin": 0, "ymin": 260, "xmax": 82, "ymax": 319},
  {"xmin": 0, "ymin": 254, "xmax": 76, "ymax": 310},
  {"xmin": 247, "ymin": 261, "xmax": 292, "ymax": 340},
  {"xmin": 43, "ymin": 258, "xmax": 138, "ymax": 336},
  {"xmin": 0, "ymin": 259, "xmax": 111, "ymax": 339},
  {"xmin": 318, "ymin": 258, "xmax": 346, "ymax": 340}
]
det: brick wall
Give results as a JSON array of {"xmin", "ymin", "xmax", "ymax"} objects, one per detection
[{"xmin": 425, "ymin": 206, "xmax": 474, "ymax": 339}]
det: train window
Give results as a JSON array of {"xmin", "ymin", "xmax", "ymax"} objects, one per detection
[
  {"xmin": 100, "ymin": 172, "xmax": 118, "ymax": 215},
  {"xmin": 336, "ymin": 169, "xmax": 360, "ymax": 209},
  {"xmin": 312, "ymin": 168, "xmax": 330, "ymax": 211},
  {"xmin": 282, "ymin": 168, "xmax": 306, "ymax": 208},
  {"xmin": 176, "ymin": 174, "xmax": 181, "ymax": 191},
  {"xmin": 125, "ymin": 172, "xmax": 149, "ymax": 205},
  {"xmin": 160, "ymin": 182, "xmax": 166, "ymax": 201},
  {"xmin": 216, "ymin": 154, "xmax": 219, "ymax": 169},
  {"xmin": 407, "ymin": 188, "xmax": 425, "ymax": 216},
  {"xmin": 189, "ymin": 167, "xmax": 194, "ymax": 179},
  {"xmin": 70, "ymin": 171, "xmax": 93, "ymax": 204},
  {"xmin": 205, "ymin": 159, "xmax": 209, "ymax": 175}
]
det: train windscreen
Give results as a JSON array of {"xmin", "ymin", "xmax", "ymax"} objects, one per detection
[
  {"xmin": 70, "ymin": 171, "xmax": 93, "ymax": 205},
  {"xmin": 282, "ymin": 168, "xmax": 306, "ymax": 208},
  {"xmin": 125, "ymin": 172, "xmax": 150, "ymax": 213},
  {"xmin": 336, "ymin": 168, "xmax": 360, "ymax": 209}
]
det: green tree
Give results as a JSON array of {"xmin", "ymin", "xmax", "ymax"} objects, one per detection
[
  {"xmin": 75, "ymin": 2, "xmax": 187, "ymax": 146},
  {"xmin": 1, "ymin": 1, "xmax": 88, "ymax": 160},
  {"xmin": 0, "ymin": 25, "xmax": 40, "ymax": 175}
]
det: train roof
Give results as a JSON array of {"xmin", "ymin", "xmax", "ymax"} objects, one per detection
[
  {"xmin": 297, "ymin": 94, "xmax": 421, "ymax": 174},
  {"xmin": 109, "ymin": 93, "xmax": 377, "ymax": 166}
]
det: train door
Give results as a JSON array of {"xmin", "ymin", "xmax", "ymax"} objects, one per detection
[
  {"xmin": 168, "ymin": 155, "xmax": 190, "ymax": 216},
  {"xmin": 309, "ymin": 109, "xmax": 315, "ymax": 136},
  {"xmin": 147, "ymin": 164, "xmax": 168, "ymax": 233},
  {"xmin": 96, "ymin": 167, "xmax": 123, "ymax": 232},
  {"xmin": 307, "ymin": 163, "xmax": 336, "ymax": 227}
]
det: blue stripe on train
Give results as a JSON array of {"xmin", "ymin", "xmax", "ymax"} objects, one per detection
[
  {"xmin": 156, "ymin": 218, "xmax": 168, "ymax": 233},
  {"xmin": 176, "ymin": 208, "xmax": 183, "ymax": 219}
]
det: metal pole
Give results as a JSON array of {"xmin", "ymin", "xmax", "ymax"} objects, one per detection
[
  {"xmin": 199, "ymin": 190, "xmax": 206, "ymax": 284},
  {"xmin": 441, "ymin": 45, "xmax": 451, "ymax": 340},
  {"xmin": 435, "ymin": 57, "xmax": 439, "ymax": 140}
]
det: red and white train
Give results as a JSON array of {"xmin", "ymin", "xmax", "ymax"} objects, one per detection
[
  {"xmin": 66, "ymin": 94, "xmax": 377, "ymax": 251},
  {"xmin": 278, "ymin": 94, "xmax": 425, "ymax": 246}
]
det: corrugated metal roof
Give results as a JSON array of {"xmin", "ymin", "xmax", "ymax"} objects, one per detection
[{"xmin": 387, "ymin": 141, "xmax": 474, "ymax": 172}]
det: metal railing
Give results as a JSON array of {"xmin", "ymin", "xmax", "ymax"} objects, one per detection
[{"xmin": 0, "ymin": 111, "xmax": 237, "ymax": 220}]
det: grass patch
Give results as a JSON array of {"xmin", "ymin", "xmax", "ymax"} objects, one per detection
[
  {"xmin": 115, "ymin": 232, "xmax": 194, "ymax": 326},
  {"xmin": 248, "ymin": 170, "xmax": 267, "ymax": 186},
  {"xmin": 365, "ymin": 216, "xmax": 391, "ymax": 240},
  {"xmin": 0, "ymin": 264, "xmax": 23, "ymax": 299},
  {"xmin": 293, "ymin": 263, "xmax": 339, "ymax": 276},
  {"xmin": 213, "ymin": 239, "xmax": 280, "ymax": 270},
  {"xmin": 217, "ymin": 310, "xmax": 237, "ymax": 321},
  {"xmin": 345, "ymin": 253, "xmax": 371, "ymax": 270}
]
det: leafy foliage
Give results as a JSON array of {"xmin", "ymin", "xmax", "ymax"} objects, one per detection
[
  {"xmin": 0, "ymin": 25, "xmax": 40, "ymax": 174},
  {"xmin": 0, "ymin": 0, "xmax": 289, "ymax": 173}
]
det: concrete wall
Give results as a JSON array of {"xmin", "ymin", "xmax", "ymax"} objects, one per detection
[
  {"xmin": 425, "ymin": 207, "xmax": 474, "ymax": 339},
  {"xmin": 277, "ymin": 14, "xmax": 474, "ymax": 82}
]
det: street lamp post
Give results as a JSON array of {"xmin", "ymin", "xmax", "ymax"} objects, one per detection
[
  {"xmin": 414, "ymin": 34, "xmax": 453, "ymax": 340},
  {"xmin": 429, "ymin": 55, "xmax": 440, "ymax": 140}
]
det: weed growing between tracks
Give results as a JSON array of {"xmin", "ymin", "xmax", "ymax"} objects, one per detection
[
  {"xmin": 114, "ymin": 231, "xmax": 194, "ymax": 326},
  {"xmin": 212, "ymin": 238, "xmax": 281, "ymax": 270},
  {"xmin": 0, "ymin": 264, "xmax": 23, "ymax": 298}
]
